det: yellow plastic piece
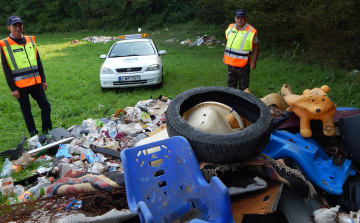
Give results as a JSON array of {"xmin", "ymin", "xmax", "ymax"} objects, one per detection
[{"xmin": 282, "ymin": 84, "xmax": 337, "ymax": 138}]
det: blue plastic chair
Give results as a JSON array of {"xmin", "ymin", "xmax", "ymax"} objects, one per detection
[{"xmin": 121, "ymin": 136, "xmax": 235, "ymax": 223}]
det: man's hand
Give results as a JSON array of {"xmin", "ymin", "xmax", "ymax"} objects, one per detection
[
  {"xmin": 251, "ymin": 62, "xmax": 257, "ymax": 70},
  {"xmin": 42, "ymin": 82, "xmax": 48, "ymax": 91},
  {"xmin": 11, "ymin": 90, "xmax": 20, "ymax": 99}
]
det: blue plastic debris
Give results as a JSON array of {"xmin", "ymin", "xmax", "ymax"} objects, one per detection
[
  {"xmin": 55, "ymin": 144, "xmax": 72, "ymax": 158},
  {"xmin": 262, "ymin": 130, "xmax": 355, "ymax": 195},
  {"xmin": 121, "ymin": 136, "xmax": 235, "ymax": 223}
]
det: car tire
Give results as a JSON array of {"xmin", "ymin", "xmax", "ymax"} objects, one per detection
[{"xmin": 166, "ymin": 86, "xmax": 272, "ymax": 164}]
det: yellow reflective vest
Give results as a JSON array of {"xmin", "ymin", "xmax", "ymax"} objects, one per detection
[
  {"xmin": 0, "ymin": 36, "xmax": 41, "ymax": 88},
  {"xmin": 224, "ymin": 23, "xmax": 257, "ymax": 67}
]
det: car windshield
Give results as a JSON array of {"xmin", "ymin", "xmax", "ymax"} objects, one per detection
[{"xmin": 109, "ymin": 41, "xmax": 155, "ymax": 58}]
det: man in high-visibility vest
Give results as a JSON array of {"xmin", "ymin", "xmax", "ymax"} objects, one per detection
[
  {"xmin": 224, "ymin": 9, "xmax": 259, "ymax": 90},
  {"xmin": 0, "ymin": 16, "xmax": 52, "ymax": 136}
]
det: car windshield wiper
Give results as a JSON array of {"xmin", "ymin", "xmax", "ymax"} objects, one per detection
[
  {"xmin": 110, "ymin": 56, "xmax": 126, "ymax": 58},
  {"xmin": 124, "ymin": 54, "xmax": 141, "ymax": 56}
]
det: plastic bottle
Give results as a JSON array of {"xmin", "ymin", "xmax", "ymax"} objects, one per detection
[
  {"xmin": 18, "ymin": 177, "xmax": 51, "ymax": 201},
  {"xmin": 83, "ymin": 149, "xmax": 100, "ymax": 164},
  {"xmin": 33, "ymin": 137, "xmax": 42, "ymax": 148},
  {"xmin": 109, "ymin": 127, "xmax": 117, "ymax": 138},
  {"xmin": 0, "ymin": 158, "xmax": 14, "ymax": 177}
]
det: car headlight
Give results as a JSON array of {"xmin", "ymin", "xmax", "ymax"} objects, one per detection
[
  {"xmin": 145, "ymin": 64, "xmax": 160, "ymax": 71},
  {"xmin": 100, "ymin": 67, "xmax": 114, "ymax": 74}
]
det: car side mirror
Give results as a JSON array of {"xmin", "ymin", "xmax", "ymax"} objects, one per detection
[
  {"xmin": 159, "ymin": 50, "xmax": 167, "ymax": 55},
  {"xmin": 100, "ymin": 54, "xmax": 107, "ymax": 59}
]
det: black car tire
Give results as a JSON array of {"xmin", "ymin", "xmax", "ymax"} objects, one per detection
[{"xmin": 166, "ymin": 86, "xmax": 272, "ymax": 164}]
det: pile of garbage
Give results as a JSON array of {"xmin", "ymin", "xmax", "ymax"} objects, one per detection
[
  {"xmin": 1, "ymin": 84, "xmax": 360, "ymax": 223},
  {"xmin": 82, "ymin": 36, "xmax": 118, "ymax": 43},
  {"xmin": 0, "ymin": 96, "xmax": 170, "ymax": 207},
  {"xmin": 180, "ymin": 35, "xmax": 225, "ymax": 46}
]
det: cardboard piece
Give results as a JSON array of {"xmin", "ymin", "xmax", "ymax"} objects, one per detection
[
  {"xmin": 11, "ymin": 151, "xmax": 31, "ymax": 166},
  {"xmin": 231, "ymin": 179, "xmax": 283, "ymax": 221},
  {"xmin": 147, "ymin": 100, "xmax": 168, "ymax": 116}
]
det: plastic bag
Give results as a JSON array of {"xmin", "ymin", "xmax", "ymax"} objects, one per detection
[
  {"xmin": 313, "ymin": 205, "xmax": 339, "ymax": 223},
  {"xmin": 0, "ymin": 158, "xmax": 13, "ymax": 177},
  {"xmin": 89, "ymin": 162, "xmax": 107, "ymax": 173},
  {"xmin": 124, "ymin": 107, "xmax": 142, "ymax": 123},
  {"xmin": 194, "ymin": 37, "xmax": 204, "ymax": 46},
  {"xmin": 56, "ymin": 144, "xmax": 72, "ymax": 158},
  {"xmin": 117, "ymin": 122, "xmax": 144, "ymax": 135},
  {"xmin": 337, "ymin": 175, "xmax": 360, "ymax": 212}
]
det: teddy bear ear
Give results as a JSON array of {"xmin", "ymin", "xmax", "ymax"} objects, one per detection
[
  {"xmin": 321, "ymin": 85, "xmax": 330, "ymax": 93},
  {"xmin": 303, "ymin": 89, "xmax": 311, "ymax": 95}
]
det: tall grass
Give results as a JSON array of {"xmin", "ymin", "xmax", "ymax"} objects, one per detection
[{"xmin": 0, "ymin": 22, "xmax": 359, "ymax": 153}]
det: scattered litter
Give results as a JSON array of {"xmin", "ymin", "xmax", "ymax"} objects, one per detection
[
  {"xmin": 1, "ymin": 89, "xmax": 359, "ymax": 223},
  {"xmin": 70, "ymin": 39, "xmax": 81, "ymax": 44},
  {"xmin": 164, "ymin": 38, "xmax": 177, "ymax": 43},
  {"xmin": 180, "ymin": 35, "xmax": 225, "ymax": 46},
  {"xmin": 82, "ymin": 36, "xmax": 118, "ymax": 43}
]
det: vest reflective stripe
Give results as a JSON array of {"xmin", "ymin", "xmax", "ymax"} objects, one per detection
[
  {"xmin": 2, "ymin": 38, "xmax": 18, "ymax": 70},
  {"xmin": 224, "ymin": 23, "xmax": 257, "ymax": 67},
  {"xmin": 0, "ymin": 36, "xmax": 40, "ymax": 88},
  {"xmin": 14, "ymin": 72, "xmax": 40, "ymax": 81}
]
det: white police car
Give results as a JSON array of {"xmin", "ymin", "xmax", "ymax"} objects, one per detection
[{"xmin": 99, "ymin": 33, "xmax": 166, "ymax": 90}]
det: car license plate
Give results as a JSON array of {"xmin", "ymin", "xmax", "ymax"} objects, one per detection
[{"xmin": 119, "ymin": 76, "xmax": 140, "ymax": 81}]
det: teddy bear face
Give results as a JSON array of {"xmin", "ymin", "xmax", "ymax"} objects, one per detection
[
  {"xmin": 303, "ymin": 90, "xmax": 336, "ymax": 115},
  {"xmin": 285, "ymin": 86, "xmax": 337, "ymax": 117}
]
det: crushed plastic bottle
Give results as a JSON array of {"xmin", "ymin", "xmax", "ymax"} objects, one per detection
[
  {"xmin": 0, "ymin": 158, "xmax": 14, "ymax": 177},
  {"xmin": 14, "ymin": 184, "xmax": 25, "ymax": 196},
  {"xmin": 18, "ymin": 177, "xmax": 51, "ymax": 201}
]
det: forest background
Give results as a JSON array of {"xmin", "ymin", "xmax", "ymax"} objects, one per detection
[{"xmin": 0, "ymin": 0, "xmax": 359, "ymax": 70}]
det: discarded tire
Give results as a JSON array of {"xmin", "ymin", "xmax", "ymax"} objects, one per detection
[{"xmin": 166, "ymin": 86, "xmax": 272, "ymax": 164}]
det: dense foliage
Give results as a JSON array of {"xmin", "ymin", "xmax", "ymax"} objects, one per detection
[{"xmin": 0, "ymin": 0, "xmax": 359, "ymax": 69}]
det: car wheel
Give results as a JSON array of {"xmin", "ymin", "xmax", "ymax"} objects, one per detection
[{"xmin": 166, "ymin": 86, "xmax": 272, "ymax": 164}]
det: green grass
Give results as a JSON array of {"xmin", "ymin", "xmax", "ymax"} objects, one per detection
[{"xmin": 0, "ymin": 21, "xmax": 359, "ymax": 156}]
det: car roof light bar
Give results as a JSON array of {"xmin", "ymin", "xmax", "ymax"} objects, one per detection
[{"xmin": 118, "ymin": 33, "xmax": 149, "ymax": 40}]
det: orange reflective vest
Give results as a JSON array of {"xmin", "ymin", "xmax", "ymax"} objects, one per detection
[
  {"xmin": 224, "ymin": 23, "xmax": 257, "ymax": 67},
  {"xmin": 0, "ymin": 36, "xmax": 41, "ymax": 88}
]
